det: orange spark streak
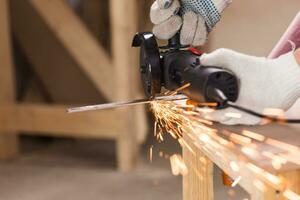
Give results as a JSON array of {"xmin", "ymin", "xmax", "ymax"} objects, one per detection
[
  {"xmin": 150, "ymin": 146, "xmax": 153, "ymax": 163},
  {"xmin": 195, "ymin": 107, "xmax": 215, "ymax": 114},
  {"xmin": 168, "ymin": 83, "xmax": 191, "ymax": 96},
  {"xmin": 149, "ymin": 94, "xmax": 299, "ymax": 196},
  {"xmin": 241, "ymin": 146, "xmax": 258, "ymax": 157},
  {"xmin": 230, "ymin": 133, "xmax": 252, "ymax": 145},
  {"xmin": 170, "ymin": 154, "xmax": 188, "ymax": 176},
  {"xmin": 198, "ymin": 102, "xmax": 218, "ymax": 107},
  {"xmin": 230, "ymin": 161, "xmax": 240, "ymax": 172},
  {"xmin": 263, "ymin": 172, "xmax": 282, "ymax": 186},
  {"xmin": 242, "ymin": 130, "xmax": 265, "ymax": 142},
  {"xmin": 266, "ymin": 139, "xmax": 300, "ymax": 153},
  {"xmin": 248, "ymin": 163, "xmax": 282, "ymax": 188}
]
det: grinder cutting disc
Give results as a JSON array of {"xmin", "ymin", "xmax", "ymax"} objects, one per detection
[{"xmin": 132, "ymin": 32, "xmax": 162, "ymax": 98}]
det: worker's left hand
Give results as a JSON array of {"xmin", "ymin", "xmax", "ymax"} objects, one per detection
[
  {"xmin": 200, "ymin": 48, "xmax": 300, "ymax": 125},
  {"xmin": 150, "ymin": 0, "xmax": 232, "ymax": 46}
]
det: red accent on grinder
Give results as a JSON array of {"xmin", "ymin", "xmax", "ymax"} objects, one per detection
[{"xmin": 189, "ymin": 47, "xmax": 203, "ymax": 56}]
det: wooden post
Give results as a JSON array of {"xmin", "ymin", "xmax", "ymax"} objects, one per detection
[
  {"xmin": 109, "ymin": 0, "xmax": 141, "ymax": 171},
  {"xmin": 183, "ymin": 133, "xmax": 214, "ymax": 200},
  {"xmin": 0, "ymin": 0, "xmax": 18, "ymax": 159}
]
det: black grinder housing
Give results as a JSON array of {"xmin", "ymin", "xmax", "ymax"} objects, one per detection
[{"xmin": 132, "ymin": 32, "xmax": 239, "ymax": 107}]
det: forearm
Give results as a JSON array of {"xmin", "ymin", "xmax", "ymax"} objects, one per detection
[{"xmin": 269, "ymin": 12, "xmax": 300, "ymax": 59}]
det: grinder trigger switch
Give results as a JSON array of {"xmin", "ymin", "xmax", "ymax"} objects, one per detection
[{"xmin": 188, "ymin": 47, "xmax": 203, "ymax": 56}]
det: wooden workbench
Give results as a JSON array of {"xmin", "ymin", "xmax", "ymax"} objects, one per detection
[{"xmin": 183, "ymin": 124, "xmax": 300, "ymax": 200}]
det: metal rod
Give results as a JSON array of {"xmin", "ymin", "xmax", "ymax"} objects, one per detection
[{"xmin": 67, "ymin": 94, "xmax": 188, "ymax": 113}]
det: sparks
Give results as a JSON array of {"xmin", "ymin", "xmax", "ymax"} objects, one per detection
[
  {"xmin": 231, "ymin": 176, "xmax": 242, "ymax": 187},
  {"xmin": 170, "ymin": 154, "xmax": 188, "ymax": 176},
  {"xmin": 230, "ymin": 161, "xmax": 240, "ymax": 172},
  {"xmin": 149, "ymin": 145, "xmax": 153, "ymax": 163},
  {"xmin": 149, "ymin": 98, "xmax": 300, "ymax": 195},
  {"xmin": 242, "ymin": 130, "xmax": 265, "ymax": 142}
]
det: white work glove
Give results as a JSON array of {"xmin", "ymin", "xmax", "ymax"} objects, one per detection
[
  {"xmin": 150, "ymin": 0, "xmax": 232, "ymax": 46},
  {"xmin": 200, "ymin": 48, "xmax": 300, "ymax": 125}
]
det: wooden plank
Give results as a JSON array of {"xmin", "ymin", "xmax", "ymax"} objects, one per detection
[
  {"xmin": 10, "ymin": 0, "xmax": 114, "ymax": 104},
  {"xmin": 223, "ymin": 124, "xmax": 300, "ymax": 173},
  {"xmin": 183, "ymin": 133, "xmax": 214, "ymax": 200},
  {"xmin": 182, "ymin": 130, "xmax": 284, "ymax": 197},
  {"xmin": 244, "ymin": 168, "xmax": 300, "ymax": 200},
  {"xmin": 0, "ymin": 0, "xmax": 18, "ymax": 159},
  {"xmin": 182, "ymin": 124, "xmax": 300, "ymax": 199},
  {"xmin": 0, "ymin": 104, "xmax": 123, "ymax": 139}
]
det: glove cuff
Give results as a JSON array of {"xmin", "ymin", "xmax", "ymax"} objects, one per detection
[{"xmin": 272, "ymin": 52, "xmax": 300, "ymax": 109}]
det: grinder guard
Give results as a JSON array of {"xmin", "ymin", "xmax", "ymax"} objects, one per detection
[{"xmin": 132, "ymin": 32, "xmax": 162, "ymax": 98}]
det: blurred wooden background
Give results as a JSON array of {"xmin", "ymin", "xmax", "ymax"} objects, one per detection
[
  {"xmin": 207, "ymin": 0, "xmax": 300, "ymax": 56},
  {"xmin": 0, "ymin": 0, "xmax": 153, "ymax": 172},
  {"xmin": 0, "ymin": 0, "xmax": 299, "ymax": 173}
]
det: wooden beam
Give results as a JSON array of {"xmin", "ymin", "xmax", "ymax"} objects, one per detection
[
  {"xmin": 31, "ymin": 0, "xmax": 114, "ymax": 99},
  {"xmin": 183, "ymin": 133, "xmax": 214, "ymax": 200},
  {"xmin": 0, "ymin": 0, "xmax": 18, "ymax": 159},
  {"xmin": 10, "ymin": 0, "xmax": 114, "ymax": 103},
  {"xmin": 0, "ymin": 104, "xmax": 124, "ymax": 139}
]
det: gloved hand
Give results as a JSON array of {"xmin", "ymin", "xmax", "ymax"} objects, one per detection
[
  {"xmin": 200, "ymin": 48, "xmax": 300, "ymax": 125},
  {"xmin": 150, "ymin": 0, "xmax": 231, "ymax": 46}
]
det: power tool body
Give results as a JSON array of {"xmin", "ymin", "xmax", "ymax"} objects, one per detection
[{"xmin": 132, "ymin": 32, "xmax": 239, "ymax": 108}]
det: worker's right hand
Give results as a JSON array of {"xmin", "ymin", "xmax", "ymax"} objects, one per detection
[
  {"xmin": 200, "ymin": 48, "xmax": 300, "ymax": 125},
  {"xmin": 150, "ymin": 0, "xmax": 232, "ymax": 46}
]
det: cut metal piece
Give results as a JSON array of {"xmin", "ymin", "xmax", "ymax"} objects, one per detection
[{"xmin": 67, "ymin": 94, "xmax": 187, "ymax": 113}]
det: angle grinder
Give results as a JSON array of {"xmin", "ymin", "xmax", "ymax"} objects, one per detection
[{"xmin": 132, "ymin": 32, "xmax": 239, "ymax": 108}]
